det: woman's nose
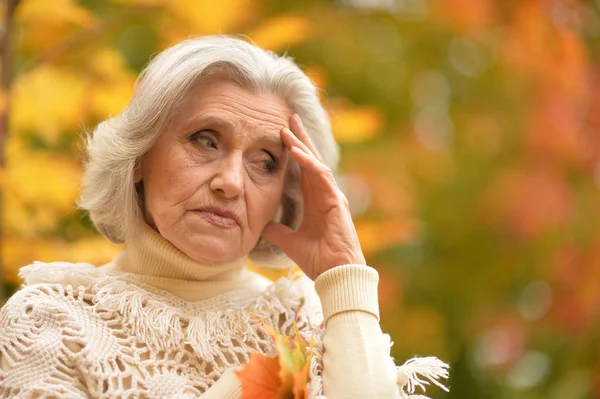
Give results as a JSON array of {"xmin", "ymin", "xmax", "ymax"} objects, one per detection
[{"xmin": 209, "ymin": 154, "xmax": 244, "ymax": 199}]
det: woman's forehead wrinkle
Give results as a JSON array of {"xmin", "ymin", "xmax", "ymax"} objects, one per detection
[
  {"xmin": 198, "ymin": 83, "xmax": 289, "ymax": 118},
  {"xmin": 222, "ymin": 98, "xmax": 288, "ymax": 129},
  {"xmin": 182, "ymin": 115, "xmax": 235, "ymax": 133},
  {"xmin": 186, "ymin": 96, "xmax": 288, "ymax": 142}
]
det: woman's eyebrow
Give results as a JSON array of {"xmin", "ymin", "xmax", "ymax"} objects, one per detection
[
  {"xmin": 186, "ymin": 115, "xmax": 285, "ymax": 149},
  {"xmin": 255, "ymin": 134, "xmax": 285, "ymax": 150},
  {"xmin": 185, "ymin": 115, "xmax": 235, "ymax": 132}
]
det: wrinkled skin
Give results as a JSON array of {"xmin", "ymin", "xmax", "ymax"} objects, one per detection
[{"xmin": 138, "ymin": 78, "xmax": 365, "ymax": 278}]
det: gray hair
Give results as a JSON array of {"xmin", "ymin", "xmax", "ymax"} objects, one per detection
[{"xmin": 78, "ymin": 36, "xmax": 339, "ymax": 266}]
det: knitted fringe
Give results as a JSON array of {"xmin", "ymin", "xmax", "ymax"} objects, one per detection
[
  {"xmin": 306, "ymin": 324, "xmax": 325, "ymax": 398},
  {"xmin": 20, "ymin": 262, "xmax": 318, "ymax": 352},
  {"xmin": 20, "ymin": 261, "xmax": 327, "ymax": 396},
  {"xmin": 396, "ymin": 356, "xmax": 450, "ymax": 398}
]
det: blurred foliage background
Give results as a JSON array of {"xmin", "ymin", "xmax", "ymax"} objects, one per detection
[{"xmin": 1, "ymin": 0, "xmax": 600, "ymax": 397}]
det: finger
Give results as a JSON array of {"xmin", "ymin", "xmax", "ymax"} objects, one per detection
[
  {"xmin": 290, "ymin": 146, "xmax": 325, "ymax": 174},
  {"xmin": 291, "ymin": 115, "xmax": 320, "ymax": 159},
  {"xmin": 289, "ymin": 115, "xmax": 322, "ymax": 160},
  {"xmin": 281, "ymin": 127, "xmax": 313, "ymax": 157},
  {"xmin": 290, "ymin": 147, "xmax": 338, "ymax": 192},
  {"xmin": 262, "ymin": 221, "xmax": 294, "ymax": 249}
]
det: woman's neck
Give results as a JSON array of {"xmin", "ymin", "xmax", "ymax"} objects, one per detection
[{"xmin": 113, "ymin": 223, "xmax": 247, "ymax": 281}]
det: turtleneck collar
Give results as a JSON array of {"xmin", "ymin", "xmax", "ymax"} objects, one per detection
[{"xmin": 107, "ymin": 223, "xmax": 247, "ymax": 283}]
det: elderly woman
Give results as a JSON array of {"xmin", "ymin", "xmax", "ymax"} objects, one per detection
[{"xmin": 0, "ymin": 37, "xmax": 448, "ymax": 398}]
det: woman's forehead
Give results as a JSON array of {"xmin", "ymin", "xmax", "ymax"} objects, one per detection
[{"xmin": 178, "ymin": 79, "xmax": 292, "ymax": 133}]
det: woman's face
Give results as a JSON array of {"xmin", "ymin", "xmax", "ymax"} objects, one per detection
[{"xmin": 138, "ymin": 79, "xmax": 292, "ymax": 264}]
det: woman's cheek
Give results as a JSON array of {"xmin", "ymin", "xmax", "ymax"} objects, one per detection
[
  {"xmin": 245, "ymin": 180, "xmax": 282, "ymax": 220},
  {"xmin": 244, "ymin": 162, "xmax": 271, "ymax": 187},
  {"xmin": 190, "ymin": 149, "xmax": 219, "ymax": 165}
]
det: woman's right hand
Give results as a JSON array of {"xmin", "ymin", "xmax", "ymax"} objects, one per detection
[{"xmin": 261, "ymin": 115, "xmax": 366, "ymax": 281}]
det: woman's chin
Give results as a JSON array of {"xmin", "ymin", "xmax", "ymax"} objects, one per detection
[{"xmin": 174, "ymin": 235, "xmax": 245, "ymax": 265}]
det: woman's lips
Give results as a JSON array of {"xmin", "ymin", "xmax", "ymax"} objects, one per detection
[{"xmin": 194, "ymin": 210, "xmax": 239, "ymax": 229}]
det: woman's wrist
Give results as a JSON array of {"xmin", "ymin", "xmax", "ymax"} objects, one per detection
[
  {"xmin": 318, "ymin": 253, "xmax": 367, "ymax": 278},
  {"xmin": 314, "ymin": 264, "xmax": 380, "ymax": 323}
]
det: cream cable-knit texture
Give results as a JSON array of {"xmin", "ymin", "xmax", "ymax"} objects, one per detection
[{"xmin": 0, "ymin": 225, "xmax": 448, "ymax": 398}]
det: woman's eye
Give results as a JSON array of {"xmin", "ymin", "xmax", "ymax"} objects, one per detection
[
  {"xmin": 192, "ymin": 132, "xmax": 217, "ymax": 149},
  {"xmin": 260, "ymin": 152, "xmax": 280, "ymax": 174}
]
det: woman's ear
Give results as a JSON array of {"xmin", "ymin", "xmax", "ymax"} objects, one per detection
[{"xmin": 134, "ymin": 159, "xmax": 143, "ymax": 183}]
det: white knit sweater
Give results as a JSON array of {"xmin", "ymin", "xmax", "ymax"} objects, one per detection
[{"xmin": 0, "ymin": 225, "xmax": 448, "ymax": 398}]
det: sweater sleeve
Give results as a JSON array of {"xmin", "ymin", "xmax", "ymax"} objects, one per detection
[
  {"xmin": 198, "ymin": 368, "xmax": 242, "ymax": 399},
  {"xmin": 0, "ymin": 286, "xmax": 89, "ymax": 398},
  {"xmin": 314, "ymin": 264, "xmax": 398, "ymax": 399},
  {"xmin": 197, "ymin": 266, "xmax": 397, "ymax": 399}
]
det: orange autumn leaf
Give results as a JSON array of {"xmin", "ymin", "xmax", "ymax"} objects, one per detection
[
  {"xmin": 238, "ymin": 311, "xmax": 313, "ymax": 399},
  {"xmin": 235, "ymin": 352, "xmax": 282, "ymax": 399}
]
